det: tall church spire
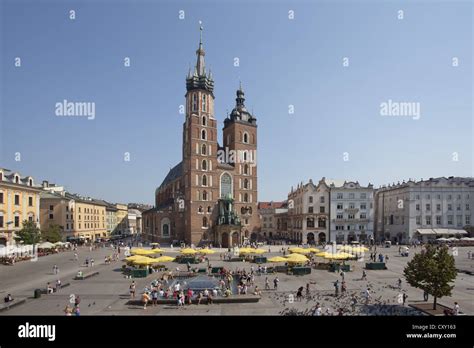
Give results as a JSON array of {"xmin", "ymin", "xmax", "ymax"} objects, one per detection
[
  {"xmin": 186, "ymin": 21, "xmax": 214, "ymax": 94},
  {"xmin": 195, "ymin": 21, "xmax": 206, "ymax": 76}
]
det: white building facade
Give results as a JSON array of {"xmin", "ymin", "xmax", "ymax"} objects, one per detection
[
  {"xmin": 329, "ymin": 181, "xmax": 375, "ymax": 243},
  {"xmin": 374, "ymin": 177, "xmax": 474, "ymax": 243}
]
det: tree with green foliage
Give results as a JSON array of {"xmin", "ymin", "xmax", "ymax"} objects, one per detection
[
  {"xmin": 42, "ymin": 224, "xmax": 63, "ymax": 243},
  {"xmin": 14, "ymin": 220, "xmax": 41, "ymax": 245},
  {"xmin": 404, "ymin": 244, "xmax": 457, "ymax": 310}
]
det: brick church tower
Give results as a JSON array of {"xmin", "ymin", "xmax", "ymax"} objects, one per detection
[
  {"xmin": 222, "ymin": 85, "xmax": 259, "ymax": 241},
  {"xmin": 182, "ymin": 25, "xmax": 218, "ymax": 245}
]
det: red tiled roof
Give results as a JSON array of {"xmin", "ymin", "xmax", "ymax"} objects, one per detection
[{"xmin": 258, "ymin": 201, "xmax": 286, "ymax": 209}]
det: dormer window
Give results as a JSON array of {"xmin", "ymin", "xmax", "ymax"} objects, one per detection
[
  {"xmin": 29, "ymin": 178, "xmax": 33, "ymax": 186},
  {"xmin": 15, "ymin": 175, "xmax": 19, "ymax": 184}
]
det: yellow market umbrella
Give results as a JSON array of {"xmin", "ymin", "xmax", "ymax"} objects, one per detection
[
  {"xmin": 131, "ymin": 249, "xmax": 156, "ymax": 256},
  {"xmin": 285, "ymin": 253, "xmax": 309, "ymax": 263},
  {"xmin": 288, "ymin": 247, "xmax": 311, "ymax": 254},
  {"xmin": 239, "ymin": 248, "xmax": 255, "ymax": 254},
  {"xmin": 180, "ymin": 248, "xmax": 198, "ymax": 255},
  {"xmin": 253, "ymin": 249, "xmax": 267, "ymax": 254},
  {"xmin": 125, "ymin": 255, "xmax": 147, "ymax": 262},
  {"xmin": 154, "ymin": 256, "xmax": 175, "ymax": 262},
  {"xmin": 307, "ymin": 247, "xmax": 321, "ymax": 253},
  {"xmin": 268, "ymin": 256, "xmax": 288, "ymax": 263},
  {"xmin": 315, "ymin": 251, "xmax": 331, "ymax": 257},
  {"xmin": 198, "ymin": 248, "xmax": 216, "ymax": 255},
  {"xmin": 149, "ymin": 248, "xmax": 164, "ymax": 254},
  {"xmin": 132, "ymin": 257, "xmax": 159, "ymax": 265}
]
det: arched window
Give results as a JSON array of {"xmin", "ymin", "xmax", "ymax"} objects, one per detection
[
  {"xmin": 203, "ymin": 190, "xmax": 208, "ymax": 201},
  {"xmin": 243, "ymin": 151, "xmax": 248, "ymax": 161},
  {"xmin": 202, "ymin": 174, "xmax": 207, "ymax": 186},
  {"xmin": 201, "ymin": 144, "xmax": 207, "ymax": 155},
  {"xmin": 244, "ymin": 193, "xmax": 249, "ymax": 203},
  {"xmin": 202, "ymin": 95, "xmax": 207, "ymax": 112},
  {"xmin": 202, "ymin": 116, "xmax": 207, "ymax": 126},
  {"xmin": 15, "ymin": 175, "xmax": 19, "ymax": 184},
  {"xmin": 201, "ymin": 129, "xmax": 207, "ymax": 140},
  {"xmin": 207, "ymin": 206, "xmax": 212, "ymax": 213},
  {"xmin": 161, "ymin": 218, "xmax": 171, "ymax": 237},
  {"xmin": 220, "ymin": 173, "xmax": 232, "ymax": 198},
  {"xmin": 192, "ymin": 93, "xmax": 198, "ymax": 111},
  {"xmin": 243, "ymin": 164, "xmax": 249, "ymax": 175},
  {"xmin": 198, "ymin": 206, "xmax": 203, "ymax": 213},
  {"xmin": 243, "ymin": 132, "xmax": 249, "ymax": 144},
  {"xmin": 202, "ymin": 160, "xmax": 207, "ymax": 171},
  {"xmin": 29, "ymin": 179, "xmax": 33, "ymax": 186},
  {"xmin": 243, "ymin": 178, "xmax": 249, "ymax": 189},
  {"xmin": 203, "ymin": 217, "xmax": 208, "ymax": 228}
]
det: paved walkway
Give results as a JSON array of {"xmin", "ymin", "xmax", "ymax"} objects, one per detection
[{"xmin": 1, "ymin": 245, "xmax": 472, "ymax": 315}]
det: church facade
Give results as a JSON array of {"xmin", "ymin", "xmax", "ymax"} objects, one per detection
[{"xmin": 142, "ymin": 28, "xmax": 259, "ymax": 247}]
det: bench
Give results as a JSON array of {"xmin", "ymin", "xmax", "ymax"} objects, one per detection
[
  {"xmin": 74, "ymin": 271, "xmax": 99, "ymax": 280},
  {"xmin": 38, "ymin": 282, "xmax": 71, "ymax": 295},
  {"xmin": 0, "ymin": 298, "xmax": 26, "ymax": 312}
]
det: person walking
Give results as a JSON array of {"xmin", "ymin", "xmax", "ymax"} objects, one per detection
[
  {"xmin": 453, "ymin": 302, "xmax": 460, "ymax": 315},
  {"xmin": 142, "ymin": 292, "xmax": 151, "ymax": 310},
  {"xmin": 341, "ymin": 280, "xmax": 347, "ymax": 294},
  {"xmin": 423, "ymin": 290, "xmax": 429, "ymax": 302},
  {"xmin": 265, "ymin": 277, "xmax": 270, "ymax": 290},
  {"xmin": 402, "ymin": 293, "xmax": 408, "ymax": 306},
  {"xmin": 296, "ymin": 287, "xmax": 303, "ymax": 301},
  {"xmin": 273, "ymin": 277, "xmax": 279, "ymax": 290},
  {"xmin": 397, "ymin": 278, "xmax": 402, "ymax": 290},
  {"xmin": 313, "ymin": 302, "xmax": 322, "ymax": 316},
  {"xmin": 340, "ymin": 270, "xmax": 345, "ymax": 281},
  {"xmin": 55, "ymin": 279, "xmax": 61, "ymax": 292},
  {"xmin": 90, "ymin": 258, "xmax": 95, "ymax": 267},
  {"xmin": 305, "ymin": 283, "xmax": 310, "ymax": 298},
  {"xmin": 74, "ymin": 252, "xmax": 78, "ymax": 261},
  {"xmin": 334, "ymin": 280, "xmax": 339, "ymax": 297},
  {"xmin": 129, "ymin": 281, "xmax": 136, "ymax": 299},
  {"xmin": 364, "ymin": 288, "xmax": 371, "ymax": 304},
  {"xmin": 53, "ymin": 265, "xmax": 59, "ymax": 275},
  {"xmin": 362, "ymin": 270, "xmax": 367, "ymax": 281}
]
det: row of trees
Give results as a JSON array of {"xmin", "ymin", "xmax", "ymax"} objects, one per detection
[{"xmin": 14, "ymin": 220, "xmax": 63, "ymax": 245}]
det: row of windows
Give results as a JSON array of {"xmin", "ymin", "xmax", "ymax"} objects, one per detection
[
  {"xmin": 225, "ymin": 132, "xmax": 255, "ymax": 145},
  {"xmin": 0, "ymin": 214, "xmax": 35, "ymax": 228},
  {"xmin": 335, "ymin": 192, "xmax": 368, "ymax": 200},
  {"xmin": 308, "ymin": 196, "xmax": 325, "ymax": 204},
  {"xmin": 191, "ymin": 93, "xmax": 208, "ymax": 113},
  {"xmin": 414, "ymin": 215, "xmax": 470, "ymax": 226},
  {"xmin": 0, "ymin": 192, "xmax": 34, "ymax": 206},
  {"xmin": 411, "ymin": 194, "xmax": 470, "ymax": 200},
  {"xmin": 336, "ymin": 213, "xmax": 368, "ymax": 220},
  {"xmin": 335, "ymin": 225, "xmax": 367, "ymax": 231},
  {"xmin": 415, "ymin": 203, "xmax": 469, "ymax": 211},
  {"xmin": 336, "ymin": 203, "xmax": 370, "ymax": 210}
]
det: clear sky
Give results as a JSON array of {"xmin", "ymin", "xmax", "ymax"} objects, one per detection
[{"xmin": 0, "ymin": 0, "xmax": 472, "ymax": 205}]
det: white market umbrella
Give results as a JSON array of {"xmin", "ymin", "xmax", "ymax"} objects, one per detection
[{"xmin": 38, "ymin": 241, "xmax": 55, "ymax": 249}]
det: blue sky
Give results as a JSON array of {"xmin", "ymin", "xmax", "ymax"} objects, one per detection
[{"xmin": 0, "ymin": 0, "xmax": 472, "ymax": 205}]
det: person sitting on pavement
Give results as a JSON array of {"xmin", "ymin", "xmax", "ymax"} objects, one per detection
[{"xmin": 4, "ymin": 294, "xmax": 13, "ymax": 303}]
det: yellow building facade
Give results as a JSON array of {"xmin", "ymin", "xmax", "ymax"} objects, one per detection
[{"xmin": 0, "ymin": 168, "xmax": 41, "ymax": 246}]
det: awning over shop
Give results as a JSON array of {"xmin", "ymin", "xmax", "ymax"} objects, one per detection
[{"xmin": 415, "ymin": 228, "xmax": 467, "ymax": 236}]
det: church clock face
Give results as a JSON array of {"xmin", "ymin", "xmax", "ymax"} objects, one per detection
[{"xmin": 220, "ymin": 173, "xmax": 232, "ymax": 198}]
